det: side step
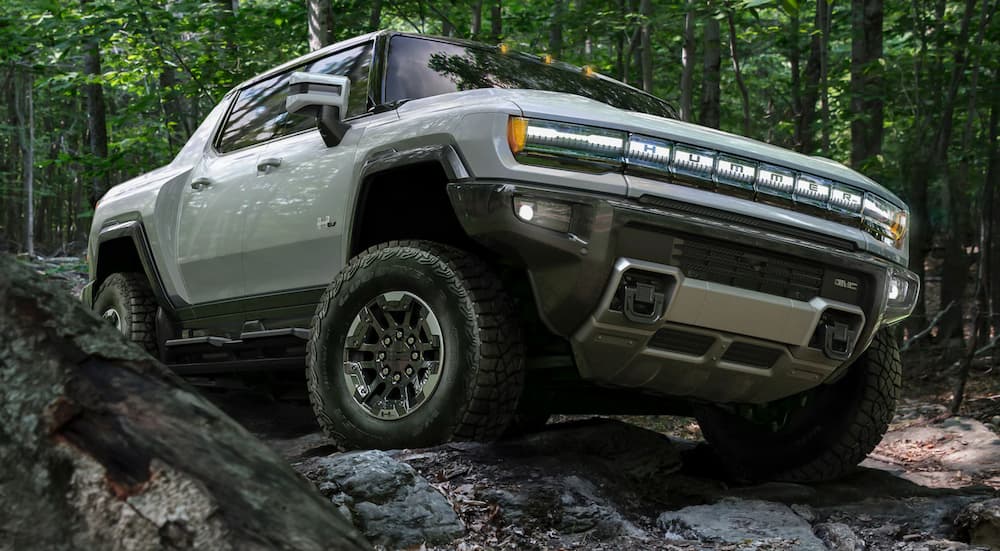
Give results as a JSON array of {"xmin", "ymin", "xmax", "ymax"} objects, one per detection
[{"xmin": 163, "ymin": 328, "xmax": 310, "ymax": 376}]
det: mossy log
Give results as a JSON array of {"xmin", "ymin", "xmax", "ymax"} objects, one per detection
[{"xmin": 0, "ymin": 255, "xmax": 370, "ymax": 551}]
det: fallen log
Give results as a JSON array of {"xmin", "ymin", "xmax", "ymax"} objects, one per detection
[{"xmin": 0, "ymin": 254, "xmax": 370, "ymax": 551}]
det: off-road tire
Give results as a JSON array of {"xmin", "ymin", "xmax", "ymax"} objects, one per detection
[
  {"xmin": 92, "ymin": 272, "xmax": 158, "ymax": 354},
  {"xmin": 694, "ymin": 329, "xmax": 901, "ymax": 482},
  {"xmin": 306, "ymin": 240, "xmax": 525, "ymax": 450}
]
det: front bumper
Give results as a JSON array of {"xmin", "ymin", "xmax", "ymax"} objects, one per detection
[{"xmin": 448, "ymin": 181, "xmax": 917, "ymax": 404}]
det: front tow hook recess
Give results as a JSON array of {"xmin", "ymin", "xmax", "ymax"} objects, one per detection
[
  {"xmin": 623, "ymin": 281, "xmax": 666, "ymax": 324},
  {"xmin": 821, "ymin": 321, "xmax": 857, "ymax": 361}
]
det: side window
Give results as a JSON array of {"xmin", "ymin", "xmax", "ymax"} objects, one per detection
[{"xmin": 217, "ymin": 42, "xmax": 373, "ymax": 153}]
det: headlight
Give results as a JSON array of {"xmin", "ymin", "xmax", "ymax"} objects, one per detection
[
  {"xmin": 507, "ymin": 116, "xmax": 625, "ymax": 172},
  {"xmin": 862, "ymin": 194, "xmax": 909, "ymax": 249},
  {"xmin": 883, "ymin": 268, "xmax": 920, "ymax": 325},
  {"xmin": 506, "ymin": 116, "xmax": 909, "ymax": 250}
]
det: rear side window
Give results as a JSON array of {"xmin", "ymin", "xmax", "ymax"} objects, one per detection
[{"xmin": 217, "ymin": 42, "xmax": 373, "ymax": 153}]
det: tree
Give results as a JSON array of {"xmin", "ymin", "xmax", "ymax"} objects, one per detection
[
  {"xmin": 679, "ymin": 0, "xmax": 696, "ymax": 121},
  {"xmin": 81, "ymin": 0, "xmax": 109, "ymax": 207},
  {"xmin": 308, "ymin": 0, "xmax": 334, "ymax": 51},
  {"xmin": 699, "ymin": 13, "xmax": 721, "ymax": 129},
  {"xmin": 13, "ymin": 68, "xmax": 34, "ymax": 257},
  {"xmin": 849, "ymin": 0, "xmax": 884, "ymax": 169}
]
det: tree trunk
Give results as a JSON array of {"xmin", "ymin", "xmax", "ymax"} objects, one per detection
[
  {"xmin": 82, "ymin": 10, "xmax": 109, "ymax": 206},
  {"xmin": 789, "ymin": 6, "xmax": 803, "ymax": 150},
  {"xmin": 369, "ymin": 0, "xmax": 383, "ymax": 32},
  {"xmin": 988, "ymin": 96, "xmax": 1000, "ymax": 344},
  {"xmin": 798, "ymin": 0, "xmax": 825, "ymax": 153},
  {"xmin": 470, "ymin": 0, "xmax": 482, "ymax": 37},
  {"xmin": 490, "ymin": 0, "xmax": 502, "ymax": 42},
  {"xmin": 159, "ymin": 65, "xmax": 186, "ymax": 155},
  {"xmin": 0, "ymin": 255, "xmax": 371, "ymax": 550},
  {"xmin": 699, "ymin": 15, "xmax": 721, "ymax": 129},
  {"xmin": 679, "ymin": 0, "xmax": 696, "ymax": 121},
  {"xmin": 849, "ymin": 0, "xmax": 884, "ymax": 170},
  {"xmin": 936, "ymin": 0, "xmax": 978, "ymax": 341},
  {"xmin": 726, "ymin": 11, "xmax": 751, "ymax": 136},
  {"xmin": 639, "ymin": 0, "xmax": 654, "ymax": 92},
  {"xmin": 548, "ymin": 0, "xmax": 564, "ymax": 58},
  {"xmin": 818, "ymin": 0, "xmax": 832, "ymax": 152},
  {"xmin": 14, "ymin": 69, "xmax": 34, "ymax": 257},
  {"xmin": 308, "ymin": 0, "xmax": 334, "ymax": 51}
]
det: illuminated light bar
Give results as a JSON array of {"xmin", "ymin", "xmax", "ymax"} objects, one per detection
[
  {"xmin": 715, "ymin": 155, "xmax": 756, "ymax": 193},
  {"xmin": 507, "ymin": 119, "xmax": 909, "ymax": 250},
  {"xmin": 671, "ymin": 145, "xmax": 715, "ymax": 176},
  {"xmin": 626, "ymin": 135, "xmax": 672, "ymax": 176},
  {"xmin": 756, "ymin": 164, "xmax": 796, "ymax": 198},
  {"xmin": 829, "ymin": 183, "xmax": 863, "ymax": 215},
  {"xmin": 795, "ymin": 173, "xmax": 832, "ymax": 209}
]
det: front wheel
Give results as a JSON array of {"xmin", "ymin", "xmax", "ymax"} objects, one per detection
[
  {"xmin": 695, "ymin": 329, "xmax": 901, "ymax": 482},
  {"xmin": 306, "ymin": 240, "xmax": 525, "ymax": 450},
  {"xmin": 92, "ymin": 272, "xmax": 158, "ymax": 354}
]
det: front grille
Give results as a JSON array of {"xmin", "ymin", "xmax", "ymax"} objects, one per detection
[
  {"xmin": 721, "ymin": 342, "xmax": 783, "ymax": 368},
  {"xmin": 673, "ymin": 236, "xmax": 825, "ymax": 303},
  {"xmin": 648, "ymin": 328, "xmax": 715, "ymax": 356},
  {"xmin": 637, "ymin": 195, "xmax": 857, "ymax": 251}
]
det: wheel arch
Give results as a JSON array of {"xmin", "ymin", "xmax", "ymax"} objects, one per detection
[
  {"xmin": 93, "ymin": 220, "xmax": 173, "ymax": 312},
  {"xmin": 347, "ymin": 143, "xmax": 473, "ymax": 258}
]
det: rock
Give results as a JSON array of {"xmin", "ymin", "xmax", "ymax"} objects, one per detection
[
  {"xmin": 311, "ymin": 450, "xmax": 465, "ymax": 548},
  {"xmin": 954, "ymin": 498, "xmax": 1000, "ymax": 549},
  {"xmin": 657, "ymin": 498, "xmax": 826, "ymax": 550},
  {"xmin": 792, "ymin": 503, "xmax": 817, "ymax": 522},
  {"xmin": 815, "ymin": 522, "xmax": 865, "ymax": 551}
]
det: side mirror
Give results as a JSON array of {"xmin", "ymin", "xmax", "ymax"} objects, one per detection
[{"xmin": 286, "ymin": 72, "xmax": 352, "ymax": 147}]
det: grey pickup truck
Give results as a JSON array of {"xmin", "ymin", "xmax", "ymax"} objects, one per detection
[{"xmin": 84, "ymin": 31, "xmax": 918, "ymax": 481}]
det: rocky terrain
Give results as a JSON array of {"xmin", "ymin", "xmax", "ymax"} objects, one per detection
[
  {"xmin": 26, "ymin": 255, "xmax": 1000, "ymax": 550},
  {"xmin": 209, "ymin": 390, "xmax": 1000, "ymax": 551}
]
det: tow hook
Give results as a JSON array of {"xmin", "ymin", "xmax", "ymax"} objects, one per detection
[
  {"xmin": 821, "ymin": 321, "xmax": 857, "ymax": 361},
  {"xmin": 623, "ymin": 281, "xmax": 666, "ymax": 324}
]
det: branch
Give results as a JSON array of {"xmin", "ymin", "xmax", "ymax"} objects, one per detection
[
  {"xmin": 901, "ymin": 301, "xmax": 956, "ymax": 353},
  {"xmin": 975, "ymin": 333, "xmax": 1000, "ymax": 356}
]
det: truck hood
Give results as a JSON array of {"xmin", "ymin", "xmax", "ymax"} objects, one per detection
[{"xmin": 503, "ymin": 90, "xmax": 905, "ymax": 209}]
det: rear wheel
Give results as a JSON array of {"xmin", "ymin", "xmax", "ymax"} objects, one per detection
[
  {"xmin": 694, "ymin": 329, "xmax": 901, "ymax": 482},
  {"xmin": 92, "ymin": 272, "xmax": 158, "ymax": 354},
  {"xmin": 306, "ymin": 240, "xmax": 525, "ymax": 449}
]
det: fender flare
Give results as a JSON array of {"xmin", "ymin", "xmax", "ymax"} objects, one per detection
[
  {"xmin": 346, "ymin": 143, "xmax": 471, "ymax": 258},
  {"xmin": 93, "ymin": 219, "xmax": 174, "ymax": 311}
]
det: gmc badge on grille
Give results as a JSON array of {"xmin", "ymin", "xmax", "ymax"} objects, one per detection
[
  {"xmin": 822, "ymin": 271, "xmax": 863, "ymax": 304},
  {"xmin": 834, "ymin": 278, "xmax": 859, "ymax": 291}
]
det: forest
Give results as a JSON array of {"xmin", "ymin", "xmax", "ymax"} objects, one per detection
[{"xmin": 0, "ymin": 0, "xmax": 998, "ymax": 397}]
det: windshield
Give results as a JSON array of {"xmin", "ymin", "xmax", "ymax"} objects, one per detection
[{"xmin": 384, "ymin": 35, "xmax": 675, "ymax": 118}]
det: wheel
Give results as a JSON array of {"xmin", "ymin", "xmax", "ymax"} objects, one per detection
[
  {"xmin": 92, "ymin": 272, "xmax": 158, "ymax": 354},
  {"xmin": 694, "ymin": 329, "xmax": 901, "ymax": 482},
  {"xmin": 306, "ymin": 240, "xmax": 525, "ymax": 449}
]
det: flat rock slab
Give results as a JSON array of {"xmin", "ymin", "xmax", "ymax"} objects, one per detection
[
  {"xmin": 657, "ymin": 498, "xmax": 827, "ymax": 550},
  {"xmin": 874, "ymin": 416, "xmax": 1000, "ymax": 488},
  {"xmin": 303, "ymin": 450, "xmax": 465, "ymax": 548}
]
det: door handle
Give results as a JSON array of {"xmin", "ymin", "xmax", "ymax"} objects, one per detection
[
  {"xmin": 191, "ymin": 178, "xmax": 212, "ymax": 191},
  {"xmin": 257, "ymin": 157, "xmax": 282, "ymax": 174}
]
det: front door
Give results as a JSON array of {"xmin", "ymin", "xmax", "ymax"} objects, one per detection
[
  {"xmin": 174, "ymin": 146, "xmax": 257, "ymax": 305},
  {"xmin": 240, "ymin": 41, "xmax": 390, "ymax": 300}
]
